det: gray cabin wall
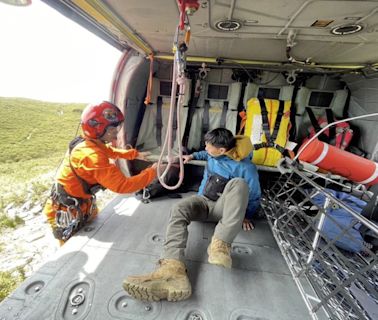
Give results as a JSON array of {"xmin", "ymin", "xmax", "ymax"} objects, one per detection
[
  {"xmin": 342, "ymin": 74, "xmax": 378, "ymax": 160},
  {"xmin": 305, "ymin": 74, "xmax": 345, "ymax": 91},
  {"xmin": 115, "ymin": 54, "xmax": 150, "ymax": 147},
  {"xmin": 113, "ymin": 53, "xmax": 150, "ymax": 178}
]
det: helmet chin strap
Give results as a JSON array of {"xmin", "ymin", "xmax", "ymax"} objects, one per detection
[{"xmin": 99, "ymin": 124, "xmax": 120, "ymax": 144}]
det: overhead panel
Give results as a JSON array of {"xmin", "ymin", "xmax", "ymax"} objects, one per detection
[
  {"xmin": 190, "ymin": 0, "xmax": 378, "ymax": 65},
  {"xmin": 45, "ymin": 0, "xmax": 378, "ymax": 68},
  {"xmin": 106, "ymin": 0, "xmax": 178, "ymax": 55}
]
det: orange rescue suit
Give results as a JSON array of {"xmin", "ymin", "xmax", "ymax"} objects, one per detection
[{"xmin": 44, "ymin": 138, "xmax": 156, "ymax": 229}]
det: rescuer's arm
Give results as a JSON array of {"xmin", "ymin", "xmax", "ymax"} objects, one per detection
[
  {"xmin": 103, "ymin": 145, "xmax": 152, "ymax": 162},
  {"xmin": 92, "ymin": 162, "xmax": 157, "ymax": 194},
  {"xmin": 103, "ymin": 145, "xmax": 139, "ymax": 160}
]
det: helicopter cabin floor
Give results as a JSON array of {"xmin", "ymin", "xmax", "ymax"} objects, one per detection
[{"xmin": 0, "ymin": 193, "xmax": 312, "ymax": 320}]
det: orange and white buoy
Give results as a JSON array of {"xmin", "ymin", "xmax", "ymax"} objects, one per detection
[{"xmin": 298, "ymin": 139, "xmax": 378, "ymax": 186}]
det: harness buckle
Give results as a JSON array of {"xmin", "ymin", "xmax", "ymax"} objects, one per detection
[
  {"xmin": 67, "ymin": 196, "xmax": 79, "ymax": 207},
  {"xmin": 142, "ymin": 188, "xmax": 151, "ymax": 204},
  {"xmin": 266, "ymin": 141, "xmax": 275, "ymax": 148}
]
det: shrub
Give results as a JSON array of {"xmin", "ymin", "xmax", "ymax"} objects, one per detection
[
  {"xmin": 0, "ymin": 214, "xmax": 25, "ymax": 231},
  {"xmin": 0, "ymin": 268, "xmax": 26, "ymax": 302}
]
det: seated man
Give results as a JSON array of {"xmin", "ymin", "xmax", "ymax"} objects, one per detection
[{"xmin": 123, "ymin": 128, "xmax": 261, "ymax": 302}]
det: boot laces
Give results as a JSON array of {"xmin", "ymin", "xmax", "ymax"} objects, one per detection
[{"xmin": 212, "ymin": 238, "xmax": 231, "ymax": 254}]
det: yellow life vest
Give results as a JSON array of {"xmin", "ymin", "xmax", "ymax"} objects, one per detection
[{"xmin": 244, "ymin": 98, "xmax": 291, "ymax": 167}]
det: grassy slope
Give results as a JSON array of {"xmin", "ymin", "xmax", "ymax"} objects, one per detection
[
  {"xmin": 0, "ymin": 97, "xmax": 86, "ymax": 209},
  {"xmin": 0, "ymin": 97, "xmax": 86, "ymax": 301}
]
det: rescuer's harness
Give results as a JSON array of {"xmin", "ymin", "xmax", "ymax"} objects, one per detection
[
  {"xmin": 50, "ymin": 137, "xmax": 103, "ymax": 241},
  {"xmin": 50, "ymin": 182, "xmax": 89, "ymax": 241}
]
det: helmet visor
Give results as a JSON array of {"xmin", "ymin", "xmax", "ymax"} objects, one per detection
[{"xmin": 103, "ymin": 108, "xmax": 120, "ymax": 123}]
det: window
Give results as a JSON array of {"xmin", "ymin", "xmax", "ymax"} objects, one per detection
[
  {"xmin": 159, "ymin": 81, "xmax": 178, "ymax": 96},
  {"xmin": 207, "ymin": 84, "xmax": 229, "ymax": 100},
  {"xmin": 308, "ymin": 91, "xmax": 334, "ymax": 108},
  {"xmin": 258, "ymin": 87, "xmax": 280, "ymax": 100}
]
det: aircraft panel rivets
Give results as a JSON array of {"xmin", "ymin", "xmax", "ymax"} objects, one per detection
[
  {"xmin": 232, "ymin": 245, "xmax": 252, "ymax": 255},
  {"xmin": 145, "ymin": 305, "xmax": 152, "ymax": 311},
  {"xmin": 70, "ymin": 293, "xmax": 85, "ymax": 306},
  {"xmin": 72, "ymin": 308, "xmax": 78, "ymax": 315},
  {"xmin": 122, "ymin": 302, "xmax": 128, "ymax": 308}
]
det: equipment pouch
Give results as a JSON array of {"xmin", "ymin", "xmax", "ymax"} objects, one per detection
[{"xmin": 203, "ymin": 173, "xmax": 229, "ymax": 201}]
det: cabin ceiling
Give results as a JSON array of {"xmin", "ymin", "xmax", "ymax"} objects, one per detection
[{"xmin": 45, "ymin": 0, "xmax": 378, "ymax": 68}]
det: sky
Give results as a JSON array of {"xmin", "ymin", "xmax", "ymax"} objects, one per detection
[{"xmin": 0, "ymin": 0, "xmax": 122, "ymax": 103}]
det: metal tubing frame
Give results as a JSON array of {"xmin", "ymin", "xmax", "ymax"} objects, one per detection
[{"xmin": 262, "ymin": 159, "xmax": 378, "ymax": 320}]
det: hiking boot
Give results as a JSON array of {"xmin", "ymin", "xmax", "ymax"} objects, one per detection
[
  {"xmin": 207, "ymin": 237, "xmax": 232, "ymax": 268},
  {"xmin": 122, "ymin": 259, "xmax": 191, "ymax": 302}
]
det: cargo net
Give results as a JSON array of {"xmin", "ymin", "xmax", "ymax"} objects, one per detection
[{"xmin": 262, "ymin": 159, "xmax": 378, "ymax": 320}]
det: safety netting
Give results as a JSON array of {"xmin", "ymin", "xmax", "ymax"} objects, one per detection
[{"xmin": 262, "ymin": 159, "xmax": 378, "ymax": 320}]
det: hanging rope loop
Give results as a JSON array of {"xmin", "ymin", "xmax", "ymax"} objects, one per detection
[{"xmin": 156, "ymin": 1, "xmax": 199, "ymax": 190}]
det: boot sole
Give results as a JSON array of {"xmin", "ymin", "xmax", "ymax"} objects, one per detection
[
  {"xmin": 208, "ymin": 256, "xmax": 232, "ymax": 268},
  {"xmin": 122, "ymin": 281, "xmax": 192, "ymax": 302}
]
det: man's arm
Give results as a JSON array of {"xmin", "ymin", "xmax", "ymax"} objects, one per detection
[
  {"xmin": 191, "ymin": 150, "xmax": 209, "ymax": 161},
  {"xmin": 182, "ymin": 150, "xmax": 209, "ymax": 164}
]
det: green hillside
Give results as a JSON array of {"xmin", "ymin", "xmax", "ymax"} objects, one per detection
[
  {"xmin": 0, "ymin": 98, "xmax": 86, "ymax": 301},
  {"xmin": 0, "ymin": 97, "xmax": 86, "ymax": 210}
]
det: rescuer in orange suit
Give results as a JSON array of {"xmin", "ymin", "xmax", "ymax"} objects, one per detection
[{"xmin": 43, "ymin": 101, "xmax": 157, "ymax": 244}]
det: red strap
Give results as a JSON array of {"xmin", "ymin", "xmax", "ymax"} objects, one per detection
[
  {"xmin": 238, "ymin": 111, "xmax": 247, "ymax": 135},
  {"xmin": 144, "ymin": 54, "xmax": 154, "ymax": 105}
]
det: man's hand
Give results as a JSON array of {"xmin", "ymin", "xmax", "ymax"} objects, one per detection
[
  {"xmin": 150, "ymin": 162, "xmax": 158, "ymax": 170},
  {"xmin": 242, "ymin": 218, "xmax": 254, "ymax": 231},
  {"xmin": 182, "ymin": 154, "xmax": 194, "ymax": 164},
  {"xmin": 136, "ymin": 151, "xmax": 151, "ymax": 161}
]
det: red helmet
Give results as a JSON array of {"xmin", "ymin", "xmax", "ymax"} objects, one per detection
[{"xmin": 81, "ymin": 101, "xmax": 124, "ymax": 139}]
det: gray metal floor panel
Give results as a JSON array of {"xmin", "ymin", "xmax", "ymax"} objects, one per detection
[{"xmin": 0, "ymin": 194, "xmax": 311, "ymax": 320}]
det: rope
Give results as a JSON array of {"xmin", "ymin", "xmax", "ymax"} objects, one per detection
[
  {"xmin": 156, "ymin": 0, "xmax": 199, "ymax": 189},
  {"xmin": 157, "ymin": 49, "xmax": 186, "ymax": 190}
]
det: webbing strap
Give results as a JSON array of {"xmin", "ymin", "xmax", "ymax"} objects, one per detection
[
  {"xmin": 306, "ymin": 107, "xmax": 330, "ymax": 143},
  {"xmin": 68, "ymin": 138, "xmax": 92, "ymax": 196},
  {"xmin": 271, "ymin": 99, "xmax": 285, "ymax": 142},
  {"xmin": 258, "ymin": 98, "xmax": 271, "ymax": 142},
  {"xmin": 156, "ymin": 96, "xmax": 163, "ymax": 146},
  {"xmin": 200, "ymin": 99, "xmax": 210, "ymax": 149},
  {"xmin": 289, "ymin": 86, "xmax": 299, "ymax": 141},
  {"xmin": 255, "ymin": 98, "xmax": 286, "ymax": 154},
  {"xmin": 361, "ymin": 190, "xmax": 378, "ymax": 222},
  {"xmin": 183, "ymin": 95, "xmax": 199, "ymax": 148},
  {"xmin": 253, "ymin": 142, "xmax": 285, "ymax": 154},
  {"xmin": 172, "ymin": 97, "xmax": 178, "ymax": 148},
  {"xmin": 326, "ymin": 108, "xmax": 336, "ymax": 142},
  {"xmin": 220, "ymin": 101, "xmax": 229, "ymax": 128},
  {"xmin": 68, "ymin": 139, "xmax": 103, "ymax": 196},
  {"xmin": 53, "ymin": 183, "xmax": 84, "ymax": 207}
]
